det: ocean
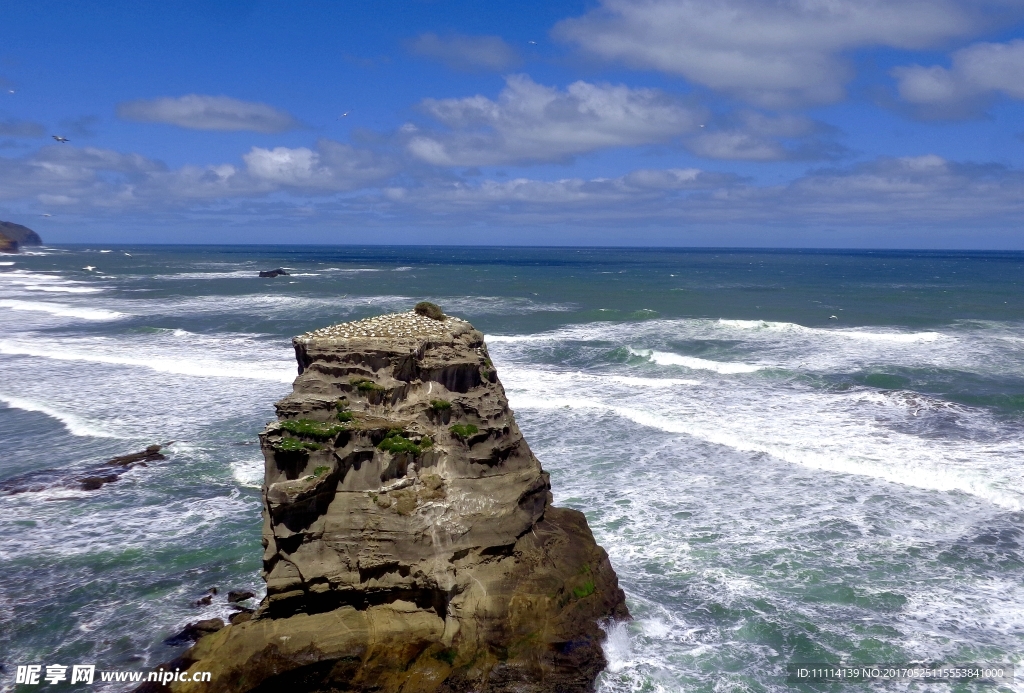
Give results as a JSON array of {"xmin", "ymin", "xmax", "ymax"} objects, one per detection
[{"xmin": 1, "ymin": 245, "xmax": 1022, "ymax": 692}]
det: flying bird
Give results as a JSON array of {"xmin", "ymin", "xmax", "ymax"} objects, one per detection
[
  {"xmin": 83, "ymin": 266, "xmax": 96, "ymax": 272},
  {"xmin": 40, "ymin": 213, "xmax": 52, "ymax": 217},
  {"xmin": 829, "ymin": 315, "xmax": 838, "ymax": 320},
  {"xmin": 528, "ymin": 40, "xmax": 537, "ymax": 44},
  {"xmin": 337, "ymin": 112, "xmax": 349, "ymax": 119},
  {"xmin": 52, "ymin": 135, "xmax": 69, "ymax": 143}
]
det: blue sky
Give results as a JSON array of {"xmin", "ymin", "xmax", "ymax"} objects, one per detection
[{"xmin": 1, "ymin": 0, "xmax": 1024, "ymax": 247}]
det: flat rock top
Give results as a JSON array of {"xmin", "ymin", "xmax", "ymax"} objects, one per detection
[{"xmin": 297, "ymin": 310, "xmax": 472, "ymax": 343}]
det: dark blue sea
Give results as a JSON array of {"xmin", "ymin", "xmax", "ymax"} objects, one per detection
[{"xmin": 1, "ymin": 246, "xmax": 1023, "ymax": 692}]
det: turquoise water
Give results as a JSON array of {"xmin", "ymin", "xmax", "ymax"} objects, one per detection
[{"xmin": 1, "ymin": 246, "xmax": 1022, "ymax": 692}]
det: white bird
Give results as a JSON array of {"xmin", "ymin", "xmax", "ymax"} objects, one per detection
[
  {"xmin": 337, "ymin": 112, "xmax": 349, "ymax": 119},
  {"xmin": 52, "ymin": 135, "xmax": 69, "ymax": 143},
  {"xmin": 41, "ymin": 213, "xmax": 52, "ymax": 217},
  {"xmin": 124, "ymin": 252, "xmax": 132, "ymax": 257},
  {"xmin": 528, "ymin": 40, "xmax": 537, "ymax": 44},
  {"xmin": 83, "ymin": 265, "xmax": 96, "ymax": 271},
  {"xmin": 829, "ymin": 315, "xmax": 838, "ymax": 320}
]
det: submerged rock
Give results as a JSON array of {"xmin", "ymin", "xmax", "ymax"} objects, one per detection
[
  {"xmin": 0, "ymin": 444, "xmax": 170, "ymax": 494},
  {"xmin": 162, "ymin": 308, "xmax": 628, "ymax": 692},
  {"xmin": 258, "ymin": 268, "xmax": 289, "ymax": 278},
  {"xmin": 164, "ymin": 619, "xmax": 225, "ymax": 646}
]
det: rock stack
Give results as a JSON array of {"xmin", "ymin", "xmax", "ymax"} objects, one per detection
[{"xmin": 166, "ymin": 304, "xmax": 628, "ymax": 692}]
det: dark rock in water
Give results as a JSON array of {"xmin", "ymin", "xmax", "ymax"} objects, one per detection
[
  {"xmin": 414, "ymin": 300, "xmax": 444, "ymax": 319},
  {"xmin": 195, "ymin": 595, "xmax": 212, "ymax": 606},
  {"xmin": 161, "ymin": 309, "xmax": 628, "ymax": 693},
  {"xmin": 106, "ymin": 444, "xmax": 167, "ymax": 467},
  {"xmin": 0, "ymin": 220, "xmax": 42, "ymax": 245},
  {"xmin": 0, "ymin": 232, "xmax": 17, "ymax": 254},
  {"xmin": 164, "ymin": 619, "xmax": 225, "ymax": 646},
  {"xmin": 80, "ymin": 473, "xmax": 120, "ymax": 491},
  {"xmin": 0, "ymin": 444, "xmax": 169, "ymax": 495},
  {"xmin": 227, "ymin": 590, "xmax": 255, "ymax": 603},
  {"xmin": 258, "ymin": 268, "xmax": 289, "ymax": 278}
]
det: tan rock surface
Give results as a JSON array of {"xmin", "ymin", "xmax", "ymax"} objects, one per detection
[{"xmin": 165, "ymin": 307, "xmax": 628, "ymax": 692}]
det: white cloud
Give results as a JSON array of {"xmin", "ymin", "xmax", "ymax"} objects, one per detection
[
  {"xmin": 408, "ymin": 33, "xmax": 520, "ymax": 71},
  {"xmin": 405, "ymin": 74, "xmax": 706, "ymax": 165},
  {"xmin": 893, "ymin": 39, "xmax": 1024, "ymax": 117},
  {"xmin": 0, "ymin": 139, "xmax": 393, "ymax": 209},
  {"xmin": 378, "ymin": 155, "xmax": 1024, "ymax": 231},
  {"xmin": 4, "ymin": 142, "xmax": 1024, "ymax": 239},
  {"xmin": 554, "ymin": 0, "xmax": 1020, "ymax": 107},
  {"xmin": 242, "ymin": 141, "xmax": 394, "ymax": 189},
  {"xmin": 687, "ymin": 112, "xmax": 844, "ymax": 161},
  {"xmin": 117, "ymin": 94, "xmax": 299, "ymax": 132}
]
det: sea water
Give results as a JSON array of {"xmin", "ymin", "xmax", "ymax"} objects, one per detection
[{"xmin": 1, "ymin": 246, "xmax": 1022, "ymax": 692}]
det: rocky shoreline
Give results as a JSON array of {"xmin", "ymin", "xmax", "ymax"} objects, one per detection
[{"xmin": 156, "ymin": 304, "xmax": 627, "ymax": 692}]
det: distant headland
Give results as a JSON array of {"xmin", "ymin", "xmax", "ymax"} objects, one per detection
[{"xmin": 0, "ymin": 220, "xmax": 43, "ymax": 253}]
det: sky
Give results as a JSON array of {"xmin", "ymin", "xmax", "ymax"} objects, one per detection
[{"xmin": 1, "ymin": 0, "xmax": 1024, "ymax": 247}]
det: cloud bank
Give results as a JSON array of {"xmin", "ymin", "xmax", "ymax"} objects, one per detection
[
  {"xmin": 554, "ymin": 0, "xmax": 1020, "ymax": 107},
  {"xmin": 117, "ymin": 94, "xmax": 300, "ymax": 132},
  {"xmin": 405, "ymin": 74, "xmax": 705, "ymax": 165},
  {"xmin": 893, "ymin": 39, "xmax": 1024, "ymax": 118}
]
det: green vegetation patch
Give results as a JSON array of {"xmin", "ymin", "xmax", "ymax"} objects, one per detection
[
  {"xmin": 572, "ymin": 580, "xmax": 596, "ymax": 599},
  {"xmin": 280, "ymin": 418, "xmax": 345, "ymax": 440},
  {"xmin": 274, "ymin": 437, "xmax": 322, "ymax": 453},
  {"xmin": 429, "ymin": 399, "xmax": 452, "ymax": 412},
  {"xmin": 350, "ymin": 378, "xmax": 385, "ymax": 393},
  {"xmin": 377, "ymin": 429, "xmax": 432, "ymax": 456},
  {"xmin": 313, "ymin": 465, "xmax": 330, "ymax": 477},
  {"xmin": 414, "ymin": 301, "xmax": 444, "ymax": 320},
  {"xmin": 431, "ymin": 648, "xmax": 457, "ymax": 666},
  {"xmin": 449, "ymin": 424, "xmax": 478, "ymax": 440}
]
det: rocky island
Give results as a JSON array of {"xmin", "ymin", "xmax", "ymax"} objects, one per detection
[
  {"xmin": 164, "ymin": 303, "xmax": 628, "ymax": 692},
  {"xmin": 0, "ymin": 220, "xmax": 43, "ymax": 252}
]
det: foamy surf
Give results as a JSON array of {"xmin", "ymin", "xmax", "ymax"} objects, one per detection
[
  {"xmin": 0, "ymin": 339, "xmax": 295, "ymax": 382},
  {"xmin": 506, "ymin": 392, "xmax": 1023, "ymax": 511},
  {"xmin": 0, "ymin": 393, "xmax": 119, "ymax": 438},
  {"xmin": 0, "ymin": 299, "xmax": 124, "ymax": 321},
  {"xmin": 628, "ymin": 348, "xmax": 763, "ymax": 374}
]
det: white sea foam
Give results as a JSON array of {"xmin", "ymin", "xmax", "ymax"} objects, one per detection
[
  {"xmin": 0, "ymin": 269, "xmax": 104, "ymax": 294},
  {"xmin": 499, "ymin": 366, "xmax": 1024, "ymax": 511},
  {"xmin": 717, "ymin": 319, "xmax": 942, "ymax": 343},
  {"xmin": 231, "ymin": 458, "xmax": 264, "ymax": 488},
  {"xmin": 0, "ymin": 393, "xmax": 118, "ymax": 437},
  {"xmin": 23, "ymin": 285, "xmax": 103, "ymax": 293},
  {"xmin": 629, "ymin": 348, "xmax": 764, "ymax": 374},
  {"xmin": 0, "ymin": 338, "xmax": 295, "ymax": 382},
  {"xmin": 0, "ymin": 299, "xmax": 124, "ymax": 320},
  {"xmin": 0, "ymin": 261, "xmax": 14, "ymax": 266}
]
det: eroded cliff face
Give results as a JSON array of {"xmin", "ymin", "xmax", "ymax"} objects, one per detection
[{"xmin": 170, "ymin": 308, "xmax": 628, "ymax": 692}]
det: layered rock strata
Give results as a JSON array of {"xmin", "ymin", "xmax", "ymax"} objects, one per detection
[{"xmin": 168, "ymin": 308, "xmax": 628, "ymax": 692}]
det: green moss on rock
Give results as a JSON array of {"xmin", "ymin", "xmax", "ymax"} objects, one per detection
[
  {"xmin": 449, "ymin": 424, "xmax": 478, "ymax": 440},
  {"xmin": 274, "ymin": 437, "xmax": 322, "ymax": 453},
  {"xmin": 279, "ymin": 418, "xmax": 345, "ymax": 440}
]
